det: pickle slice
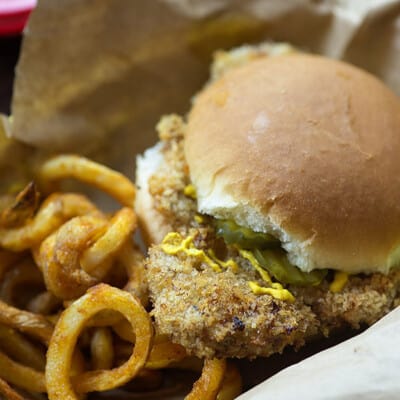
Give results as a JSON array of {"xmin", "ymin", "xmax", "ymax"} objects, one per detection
[
  {"xmin": 215, "ymin": 219, "xmax": 279, "ymax": 249},
  {"xmin": 215, "ymin": 219, "xmax": 326, "ymax": 286},
  {"xmin": 254, "ymin": 248, "xmax": 327, "ymax": 286}
]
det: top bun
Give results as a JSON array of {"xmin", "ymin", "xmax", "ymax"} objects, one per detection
[{"xmin": 185, "ymin": 54, "xmax": 400, "ymax": 274}]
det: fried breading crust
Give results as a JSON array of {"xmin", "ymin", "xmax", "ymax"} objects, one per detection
[
  {"xmin": 143, "ymin": 115, "xmax": 400, "ymax": 358},
  {"xmin": 147, "ymin": 245, "xmax": 400, "ymax": 358}
]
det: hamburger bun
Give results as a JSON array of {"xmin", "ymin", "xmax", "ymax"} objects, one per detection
[{"xmin": 185, "ymin": 53, "xmax": 400, "ymax": 274}]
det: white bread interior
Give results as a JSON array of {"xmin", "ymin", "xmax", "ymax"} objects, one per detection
[{"xmin": 135, "ymin": 143, "xmax": 171, "ymax": 246}]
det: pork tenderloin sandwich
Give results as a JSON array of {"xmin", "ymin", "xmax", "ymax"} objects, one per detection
[{"xmin": 136, "ymin": 50, "xmax": 400, "ymax": 359}]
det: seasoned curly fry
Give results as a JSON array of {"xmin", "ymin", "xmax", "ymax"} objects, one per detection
[
  {"xmin": 0, "ymin": 182, "xmax": 40, "ymax": 229},
  {"xmin": 86, "ymin": 309, "xmax": 123, "ymax": 328},
  {"xmin": 80, "ymin": 207, "xmax": 137, "ymax": 279},
  {"xmin": 0, "ymin": 300, "xmax": 53, "ymax": 345},
  {"xmin": 38, "ymin": 155, "xmax": 136, "ymax": 207},
  {"xmin": 0, "ymin": 377, "xmax": 25, "ymax": 400},
  {"xmin": 0, "ymin": 258, "xmax": 43, "ymax": 306},
  {"xmin": 0, "ymin": 250, "xmax": 23, "ymax": 281},
  {"xmin": 34, "ymin": 206, "xmax": 137, "ymax": 300},
  {"xmin": 91, "ymin": 327, "xmax": 114, "ymax": 370},
  {"xmin": 169, "ymin": 356, "xmax": 204, "ymax": 372},
  {"xmin": 185, "ymin": 359, "xmax": 227, "ymax": 400},
  {"xmin": 0, "ymin": 350, "xmax": 46, "ymax": 393},
  {"xmin": 0, "ymin": 193, "xmax": 102, "ymax": 251},
  {"xmin": 46, "ymin": 284, "xmax": 152, "ymax": 399},
  {"xmin": 0, "ymin": 154, "xmax": 245, "ymax": 399},
  {"xmin": 112, "ymin": 318, "xmax": 136, "ymax": 343},
  {"xmin": 35, "ymin": 215, "xmax": 107, "ymax": 300},
  {"xmin": 113, "ymin": 335, "xmax": 187, "ymax": 370},
  {"xmin": 119, "ymin": 242, "xmax": 148, "ymax": 306},
  {"xmin": 217, "ymin": 362, "xmax": 242, "ymax": 400},
  {"xmin": 0, "ymin": 324, "xmax": 46, "ymax": 371},
  {"xmin": 27, "ymin": 291, "xmax": 61, "ymax": 315},
  {"xmin": 146, "ymin": 335, "xmax": 187, "ymax": 369}
]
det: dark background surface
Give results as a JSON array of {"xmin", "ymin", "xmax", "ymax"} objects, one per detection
[{"xmin": 0, "ymin": 35, "xmax": 21, "ymax": 114}]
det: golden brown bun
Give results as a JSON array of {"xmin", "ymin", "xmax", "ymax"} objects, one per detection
[{"xmin": 185, "ymin": 53, "xmax": 400, "ymax": 274}]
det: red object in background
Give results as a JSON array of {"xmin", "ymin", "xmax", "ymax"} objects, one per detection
[{"xmin": 0, "ymin": 0, "xmax": 36, "ymax": 36}]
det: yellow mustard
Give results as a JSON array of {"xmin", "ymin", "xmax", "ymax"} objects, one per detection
[
  {"xmin": 161, "ymin": 232, "xmax": 221, "ymax": 272},
  {"xmin": 183, "ymin": 184, "xmax": 197, "ymax": 199},
  {"xmin": 248, "ymin": 281, "xmax": 295, "ymax": 303},
  {"xmin": 329, "ymin": 271, "xmax": 349, "ymax": 293},
  {"xmin": 194, "ymin": 214, "xmax": 204, "ymax": 224},
  {"xmin": 239, "ymin": 249, "xmax": 295, "ymax": 302},
  {"xmin": 208, "ymin": 248, "xmax": 239, "ymax": 272},
  {"xmin": 161, "ymin": 233, "xmax": 295, "ymax": 302}
]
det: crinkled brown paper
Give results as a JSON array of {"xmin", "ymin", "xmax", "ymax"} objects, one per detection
[
  {"xmin": 8, "ymin": 0, "xmax": 400, "ymax": 176},
  {"xmin": 4, "ymin": 0, "xmax": 400, "ymax": 398}
]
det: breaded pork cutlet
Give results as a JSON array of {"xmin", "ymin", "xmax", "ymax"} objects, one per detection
[
  {"xmin": 137, "ymin": 45, "xmax": 400, "ymax": 359},
  {"xmin": 140, "ymin": 115, "xmax": 400, "ymax": 358}
]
